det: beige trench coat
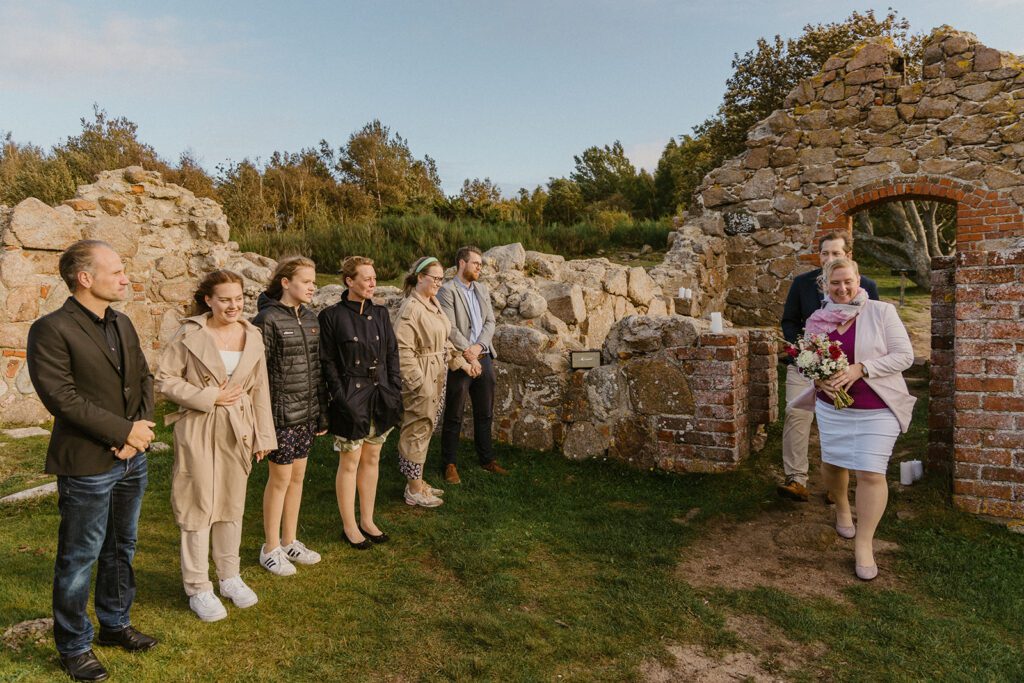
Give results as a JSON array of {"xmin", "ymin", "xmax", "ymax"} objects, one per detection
[
  {"xmin": 155, "ymin": 314, "xmax": 277, "ymax": 530},
  {"xmin": 394, "ymin": 293, "xmax": 469, "ymax": 464}
]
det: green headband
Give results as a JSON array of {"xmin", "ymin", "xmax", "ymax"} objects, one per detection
[{"xmin": 415, "ymin": 257, "xmax": 438, "ymax": 274}]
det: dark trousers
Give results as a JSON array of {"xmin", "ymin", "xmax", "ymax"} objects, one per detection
[
  {"xmin": 441, "ymin": 353, "xmax": 495, "ymax": 466},
  {"xmin": 53, "ymin": 454, "xmax": 148, "ymax": 656}
]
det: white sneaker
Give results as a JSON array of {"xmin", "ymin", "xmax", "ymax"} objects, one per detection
[
  {"xmin": 259, "ymin": 544, "xmax": 297, "ymax": 576},
  {"xmin": 283, "ymin": 540, "xmax": 321, "ymax": 565},
  {"xmin": 189, "ymin": 590, "xmax": 227, "ymax": 622},
  {"xmin": 219, "ymin": 575, "xmax": 258, "ymax": 608},
  {"xmin": 404, "ymin": 485, "xmax": 443, "ymax": 508},
  {"xmin": 421, "ymin": 480, "xmax": 444, "ymax": 497}
]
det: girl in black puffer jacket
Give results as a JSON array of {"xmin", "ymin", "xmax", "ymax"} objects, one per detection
[{"xmin": 251, "ymin": 256, "xmax": 327, "ymax": 576}]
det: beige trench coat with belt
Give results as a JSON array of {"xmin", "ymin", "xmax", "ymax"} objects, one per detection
[
  {"xmin": 155, "ymin": 314, "xmax": 277, "ymax": 530},
  {"xmin": 394, "ymin": 292, "xmax": 469, "ymax": 464}
]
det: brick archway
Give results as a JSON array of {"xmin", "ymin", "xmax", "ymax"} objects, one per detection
[
  {"xmin": 804, "ymin": 175, "xmax": 1024, "ymax": 264},
  {"xmin": 808, "ymin": 176, "xmax": 1024, "ymax": 518}
]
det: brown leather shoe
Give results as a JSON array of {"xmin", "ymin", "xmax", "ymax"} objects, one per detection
[
  {"xmin": 481, "ymin": 461, "xmax": 509, "ymax": 475},
  {"xmin": 776, "ymin": 479, "xmax": 809, "ymax": 502},
  {"xmin": 444, "ymin": 464, "xmax": 461, "ymax": 484}
]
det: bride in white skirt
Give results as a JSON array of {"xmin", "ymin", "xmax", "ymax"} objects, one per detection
[{"xmin": 789, "ymin": 257, "xmax": 916, "ymax": 581}]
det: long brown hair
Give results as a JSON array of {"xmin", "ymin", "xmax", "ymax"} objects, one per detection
[
  {"xmin": 266, "ymin": 256, "xmax": 316, "ymax": 300},
  {"xmin": 193, "ymin": 270, "xmax": 245, "ymax": 314},
  {"xmin": 403, "ymin": 256, "xmax": 441, "ymax": 296}
]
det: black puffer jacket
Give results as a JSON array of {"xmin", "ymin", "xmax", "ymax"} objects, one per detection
[
  {"xmin": 251, "ymin": 292, "xmax": 328, "ymax": 430},
  {"xmin": 318, "ymin": 292, "xmax": 403, "ymax": 439}
]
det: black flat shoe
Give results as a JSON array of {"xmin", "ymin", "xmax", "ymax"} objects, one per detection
[
  {"xmin": 59, "ymin": 650, "xmax": 108, "ymax": 682},
  {"xmin": 359, "ymin": 526, "xmax": 390, "ymax": 544},
  {"xmin": 342, "ymin": 530, "xmax": 373, "ymax": 550},
  {"xmin": 96, "ymin": 625, "xmax": 159, "ymax": 652}
]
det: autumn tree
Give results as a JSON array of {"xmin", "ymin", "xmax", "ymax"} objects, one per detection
[{"xmin": 334, "ymin": 120, "xmax": 442, "ymax": 214}]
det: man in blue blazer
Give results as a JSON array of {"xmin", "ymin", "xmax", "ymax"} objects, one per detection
[
  {"xmin": 778, "ymin": 231, "xmax": 879, "ymax": 502},
  {"xmin": 437, "ymin": 246, "xmax": 508, "ymax": 484}
]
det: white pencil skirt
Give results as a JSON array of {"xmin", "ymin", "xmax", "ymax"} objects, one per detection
[{"xmin": 815, "ymin": 399, "xmax": 900, "ymax": 474}]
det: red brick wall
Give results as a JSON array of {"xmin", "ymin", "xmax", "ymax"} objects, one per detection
[
  {"xmin": 950, "ymin": 249, "xmax": 1024, "ymax": 518},
  {"xmin": 747, "ymin": 328, "xmax": 780, "ymax": 428},
  {"xmin": 657, "ymin": 329, "xmax": 752, "ymax": 473},
  {"xmin": 929, "ymin": 256, "xmax": 956, "ymax": 475}
]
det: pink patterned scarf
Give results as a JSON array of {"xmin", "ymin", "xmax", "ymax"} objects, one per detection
[{"xmin": 804, "ymin": 288, "xmax": 868, "ymax": 335}]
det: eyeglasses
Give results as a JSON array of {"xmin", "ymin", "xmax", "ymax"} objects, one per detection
[{"xmin": 424, "ymin": 275, "xmax": 444, "ymax": 284}]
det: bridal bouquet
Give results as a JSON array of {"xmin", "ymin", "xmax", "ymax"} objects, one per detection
[{"xmin": 785, "ymin": 333, "xmax": 854, "ymax": 409}]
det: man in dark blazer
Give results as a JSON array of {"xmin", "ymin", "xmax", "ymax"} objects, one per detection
[
  {"xmin": 778, "ymin": 231, "xmax": 879, "ymax": 502},
  {"xmin": 27, "ymin": 240, "xmax": 158, "ymax": 682},
  {"xmin": 437, "ymin": 245, "xmax": 507, "ymax": 484}
]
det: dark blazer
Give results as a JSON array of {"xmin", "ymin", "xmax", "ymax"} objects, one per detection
[
  {"xmin": 27, "ymin": 298, "xmax": 154, "ymax": 476},
  {"xmin": 318, "ymin": 293, "xmax": 403, "ymax": 439},
  {"xmin": 781, "ymin": 269, "xmax": 879, "ymax": 344}
]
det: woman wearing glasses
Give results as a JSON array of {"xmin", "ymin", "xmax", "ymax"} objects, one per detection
[{"xmin": 394, "ymin": 257, "xmax": 477, "ymax": 507}]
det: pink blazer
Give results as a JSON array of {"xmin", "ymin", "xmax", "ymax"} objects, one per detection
[{"xmin": 791, "ymin": 299, "xmax": 917, "ymax": 432}]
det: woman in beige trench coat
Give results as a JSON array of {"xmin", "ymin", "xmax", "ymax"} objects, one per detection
[
  {"xmin": 155, "ymin": 270, "xmax": 276, "ymax": 622},
  {"xmin": 394, "ymin": 257, "xmax": 475, "ymax": 508}
]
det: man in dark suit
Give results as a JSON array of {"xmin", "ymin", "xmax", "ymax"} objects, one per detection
[
  {"xmin": 27, "ymin": 240, "xmax": 159, "ymax": 682},
  {"xmin": 778, "ymin": 231, "xmax": 879, "ymax": 502},
  {"xmin": 437, "ymin": 245, "xmax": 507, "ymax": 484}
]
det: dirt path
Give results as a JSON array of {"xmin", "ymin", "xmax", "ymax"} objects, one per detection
[{"xmin": 645, "ymin": 419, "xmax": 922, "ymax": 681}]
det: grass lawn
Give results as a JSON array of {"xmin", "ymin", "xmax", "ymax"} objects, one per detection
[{"xmin": 3, "ymin": 388, "xmax": 1024, "ymax": 681}]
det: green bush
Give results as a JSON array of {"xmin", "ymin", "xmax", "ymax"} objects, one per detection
[{"xmin": 237, "ymin": 215, "xmax": 672, "ymax": 279}]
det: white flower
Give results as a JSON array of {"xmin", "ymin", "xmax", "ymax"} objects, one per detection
[{"xmin": 796, "ymin": 350, "xmax": 817, "ymax": 369}]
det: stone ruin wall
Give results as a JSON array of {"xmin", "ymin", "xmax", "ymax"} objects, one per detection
[
  {"xmin": 0, "ymin": 167, "xmax": 276, "ymax": 423},
  {"xmin": 0, "ymin": 169, "xmax": 779, "ymax": 475},
  {"xmin": 314, "ymin": 242, "xmax": 779, "ymax": 471},
  {"xmin": 649, "ymin": 26, "xmax": 1024, "ymax": 326},
  {"xmin": 649, "ymin": 26, "xmax": 1024, "ymax": 518}
]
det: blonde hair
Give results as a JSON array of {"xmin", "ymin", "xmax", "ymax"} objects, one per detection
[
  {"xmin": 340, "ymin": 256, "xmax": 374, "ymax": 288},
  {"xmin": 818, "ymin": 257, "xmax": 860, "ymax": 292},
  {"xmin": 266, "ymin": 256, "xmax": 316, "ymax": 300}
]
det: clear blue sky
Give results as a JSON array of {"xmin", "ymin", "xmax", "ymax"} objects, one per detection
[{"xmin": 2, "ymin": 0, "xmax": 1022, "ymax": 195}]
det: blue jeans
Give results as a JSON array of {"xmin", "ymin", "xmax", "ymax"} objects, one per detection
[{"xmin": 53, "ymin": 454, "xmax": 148, "ymax": 656}]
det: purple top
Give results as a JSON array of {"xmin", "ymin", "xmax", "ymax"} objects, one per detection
[{"xmin": 816, "ymin": 320, "xmax": 888, "ymax": 409}]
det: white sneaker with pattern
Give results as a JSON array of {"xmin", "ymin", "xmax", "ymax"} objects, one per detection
[
  {"xmin": 283, "ymin": 540, "xmax": 321, "ymax": 565},
  {"xmin": 259, "ymin": 544, "xmax": 297, "ymax": 576}
]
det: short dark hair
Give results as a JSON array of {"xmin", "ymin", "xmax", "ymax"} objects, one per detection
[
  {"xmin": 818, "ymin": 231, "xmax": 853, "ymax": 254},
  {"xmin": 59, "ymin": 240, "xmax": 112, "ymax": 291},
  {"xmin": 455, "ymin": 245, "xmax": 482, "ymax": 268}
]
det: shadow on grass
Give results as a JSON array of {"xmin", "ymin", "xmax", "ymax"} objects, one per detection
[{"xmin": 3, "ymin": 391, "xmax": 1023, "ymax": 681}]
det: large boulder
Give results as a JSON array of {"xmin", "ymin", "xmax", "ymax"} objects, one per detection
[
  {"xmin": 540, "ymin": 282, "xmax": 586, "ymax": 325},
  {"xmin": 7, "ymin": 199, "xmax": 81, "ymax": 250},
  {"xmin": 484, "ymin": 243, "xmax": 526, "ymax": 272}
]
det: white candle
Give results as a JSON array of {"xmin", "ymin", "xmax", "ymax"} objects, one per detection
[
  {"xmin": 710, "ymin": 312, "xmax": 723, "ymax": 334},
  {"xmin": 900, "ymin": 461, "xmax": 914, "ymax": 486},
  {"xmin": 678, "ymin": 286, "xmax": 686, "ymax": 299},
  {"xmin": 686, "ymin": 288, "xmax": 693, "ymax": 300},
  {"xmin": 911, "ymin": 460, "xmax": 924, "ymax": 481}
]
